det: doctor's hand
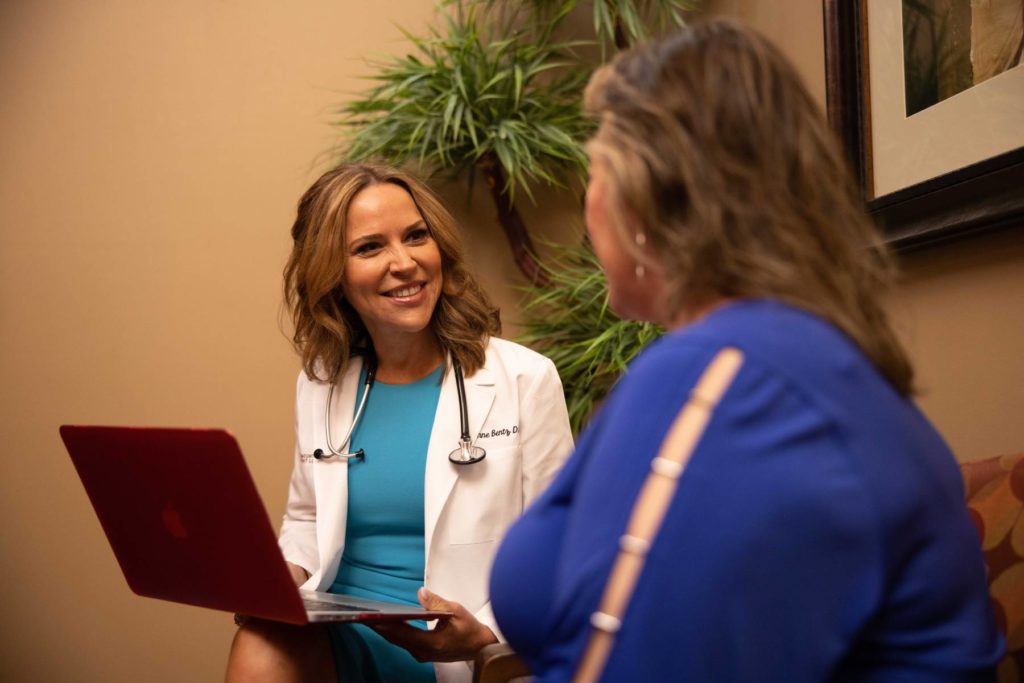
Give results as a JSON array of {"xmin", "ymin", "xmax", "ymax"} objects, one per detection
[
  {"xmin": 370, "ymin": 587, "xmax": 498, "ymax": 662},
  {"xmin": 286, "ymin": 561, "xmax": 310, "ymax": 587}
]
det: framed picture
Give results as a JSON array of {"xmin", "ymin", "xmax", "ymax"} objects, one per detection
[{"xmin": 823, "ymin": 0, "xmax": 1024, "ymax": 249}]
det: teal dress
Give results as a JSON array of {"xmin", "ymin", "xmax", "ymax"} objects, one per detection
[{"xmin": 327, "ymin": 364, "xmax": 443, "ymax": 683}]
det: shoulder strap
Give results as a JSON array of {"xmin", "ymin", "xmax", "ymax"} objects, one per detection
[{"xmin": 573, "ymin": 347, "xmax": 744, "ymax": 683}]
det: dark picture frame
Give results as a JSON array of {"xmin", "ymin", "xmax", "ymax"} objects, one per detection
[{"xmin": 822, "ymin": 0, "xmax": 1024, "ymax": 250}]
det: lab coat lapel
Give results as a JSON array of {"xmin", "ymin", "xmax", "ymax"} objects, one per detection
[{"xmin": 423, "ymin": 361, "xmax": 495, "ymax": 559}]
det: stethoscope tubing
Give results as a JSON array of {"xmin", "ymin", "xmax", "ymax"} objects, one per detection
[
  {"xmin": 449, "ymin": 358, "xmax": 485, "ymax": 465},
  {"xmin": 313, "ymin": 354, "xmax": 485, "ymax": 465},
  {"xmin": 313, "ymin": 357, "xmax": 376, "ymax": 461}
]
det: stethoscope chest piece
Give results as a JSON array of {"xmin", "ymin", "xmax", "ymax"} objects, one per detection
[
  {"xmin": 313, "ymin": 447, "xmax": 363, "ymax": 461},
  {"xmin": 449, "ymin": 438, "xmax": 486, "ymax": 465},
  {"xmin": 447, "ymin": 359, "xmax": 486, "ymax": 465}
]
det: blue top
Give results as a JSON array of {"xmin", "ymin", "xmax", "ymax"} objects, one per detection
[
  {"xmin": 490, "ymin": 300, "xmax": 1003, "ymax": 682},
  {"xmin": 328, "ymin": 364, "xmax": 443, "ymax": 683}
]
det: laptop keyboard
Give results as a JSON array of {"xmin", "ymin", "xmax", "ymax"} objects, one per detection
[{"xmin": 303, "ymin": 598, "xmax": 378, "ymax": 612}]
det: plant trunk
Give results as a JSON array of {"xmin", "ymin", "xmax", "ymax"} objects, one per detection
[
  {"xmin": 479, "ymin": 155, "xmax": 549, "ymax": 286},
  {"xmin": 614, "ymin": 20, "xmax": 629, "ymax": 50}
]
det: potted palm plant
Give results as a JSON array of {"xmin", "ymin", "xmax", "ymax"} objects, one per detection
[{"xmin": 335, "ymin": 0, "xmax": 693, "ymax": 429}]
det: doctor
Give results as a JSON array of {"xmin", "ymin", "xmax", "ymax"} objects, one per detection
[{"xmin": 226, "ymin": 162, "xmax": 573, "ymax": 683}]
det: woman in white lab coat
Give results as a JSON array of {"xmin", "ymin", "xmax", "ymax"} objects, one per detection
[{"xmin": 225, "ymin": 162, "xmax": 573, "ymax": 683}]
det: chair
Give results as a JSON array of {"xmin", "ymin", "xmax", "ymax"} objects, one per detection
[
  {"xmin": 473, "ymin": 643, "xmax": 530, "ymax": 683},
  {"xmin": 961, "ymin": 452, "xmax": 1024, "ymax": 683}
]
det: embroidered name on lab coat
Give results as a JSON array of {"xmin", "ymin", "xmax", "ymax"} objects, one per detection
[{"xmin": 478, "ymin": 426, "xmax": 518, "ymax": 439}]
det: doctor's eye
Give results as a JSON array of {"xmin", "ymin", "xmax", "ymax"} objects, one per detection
[
  {"xmin": 352, "ymin": 241, "xmax": 382, "ymax": 256},
  {"xmin": 405, "ymin": 227, "xmax": 430, "ymax": 244}
]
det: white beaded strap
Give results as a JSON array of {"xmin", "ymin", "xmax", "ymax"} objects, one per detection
[{"xmin": 573, "ymin": 347, "xmax": 744, "ymax": 683}]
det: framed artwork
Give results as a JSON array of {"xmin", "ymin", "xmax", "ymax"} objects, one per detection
[{"xmin": 823, "ymin": 0, "xmax": 1024, "ymax": 249}]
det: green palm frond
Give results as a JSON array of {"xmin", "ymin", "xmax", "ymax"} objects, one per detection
[
  {"xmin": 337, "ymin": 9, "xmax": 592, "ymax": 203},
  {"xmin": 593, "ymin": 0, "xmax": 692, "ymax": 48},
  {"xmin": 516, "ymin": 240, "xmax": 662, "ymax": 432},
  {"xmin": 334, "ymin": 1, "xmax": 688, "ymax": 404},
  {"xmin": 466, "ymin": 0, "xmax": 693, "ymax": 49}
]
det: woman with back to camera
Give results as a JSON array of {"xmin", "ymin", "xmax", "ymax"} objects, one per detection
[
  {"xmin": 489, "ymin": 19, "xmax": 1004, "ymax": 682},
  {"xmin": 226, "ymin": 162, "xmax": 573, "ymax": 682}
]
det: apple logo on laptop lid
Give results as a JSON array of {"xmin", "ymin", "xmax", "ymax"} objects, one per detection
[{"xmin": 161, "ymin": 506, "xmax": 189, "ymax": 539}]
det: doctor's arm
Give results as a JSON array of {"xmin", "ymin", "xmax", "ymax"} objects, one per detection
[
  {"xmin": 277, "ymin": 373, "xmax": 319, "ymax": 579},
  {"xmin": 519, "ymin": 357, "xmax": 574, "ymax": 502},
  {"xmin": 462, "ymin": 357, "xmax": 573, "ymax": 643},
  {"xmin": 278, "ymin": 446, "xmax": 318, "ymax": 576},
  {"xmin": 462, "ymin": 358, "xmax": 572, "ymax": 639}
]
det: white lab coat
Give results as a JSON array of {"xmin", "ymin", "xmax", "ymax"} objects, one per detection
[{"xmin": 278, "ymin": 337, "xmax": 574, "ymax": 682}]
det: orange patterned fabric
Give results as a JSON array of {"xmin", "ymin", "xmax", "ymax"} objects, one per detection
[{"xmin": 962, "ymin": 453, "xmax": 1024, "ymax": 683}]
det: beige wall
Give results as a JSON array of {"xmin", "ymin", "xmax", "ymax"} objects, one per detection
[
  {"xmin": 2, "ymin": 1, "xmax": 1021, "ymax": 681},
  {"xmin": 0, "ymin": 2, "xmax": 441, "ymax": 681},
  {"xmin": 892, "ymin": 231, "xmax": 1024, "ymax": 461}
]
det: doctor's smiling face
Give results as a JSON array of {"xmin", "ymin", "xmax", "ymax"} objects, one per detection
[{"xmin": 341, "ymin": 182, "xmax": 443, "ymax": 345}]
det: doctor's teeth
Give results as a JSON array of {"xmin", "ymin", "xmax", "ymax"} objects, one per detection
[{"xmin": 390, "ymin": 285, "xmax": 422, "ymax": 297}]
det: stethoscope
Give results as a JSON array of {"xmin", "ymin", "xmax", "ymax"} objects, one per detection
[{"xmin": 312, "ymin": 354, "xmax": 486, "ymax": 466}]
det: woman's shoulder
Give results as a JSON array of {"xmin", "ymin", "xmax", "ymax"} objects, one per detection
[
  {"xmin": 295, "ymin": 356, "xmax": 363, "ymax": 390},
  {"xmin": 640, "ymin": 299, "xmax": 873, "ymax": 390},
  {"xmin": 484, "ymin": 336, "xmax": 557, "ymax": 373},
  {"xmin": 614, "ymin": 300, "xmax": 861, "ymax": 424}
]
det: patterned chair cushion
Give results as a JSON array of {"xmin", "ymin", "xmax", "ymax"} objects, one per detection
[{"xmin": 962, "ymin": 452, "xmax": 1024, "ymax": 683}]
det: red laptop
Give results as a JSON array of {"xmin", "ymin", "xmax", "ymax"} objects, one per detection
[{"xmin": 59, "ymin": 425, "xmax": 450, "ymax": 625}]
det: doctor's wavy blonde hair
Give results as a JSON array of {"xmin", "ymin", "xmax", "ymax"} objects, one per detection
[
  {"xmin": 584, "ymin": 19, "xmax": 915, "ymax": 395},
  {"xmin": 284, "ymin": 162, "xmax": 501, "ymax": 382}
]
